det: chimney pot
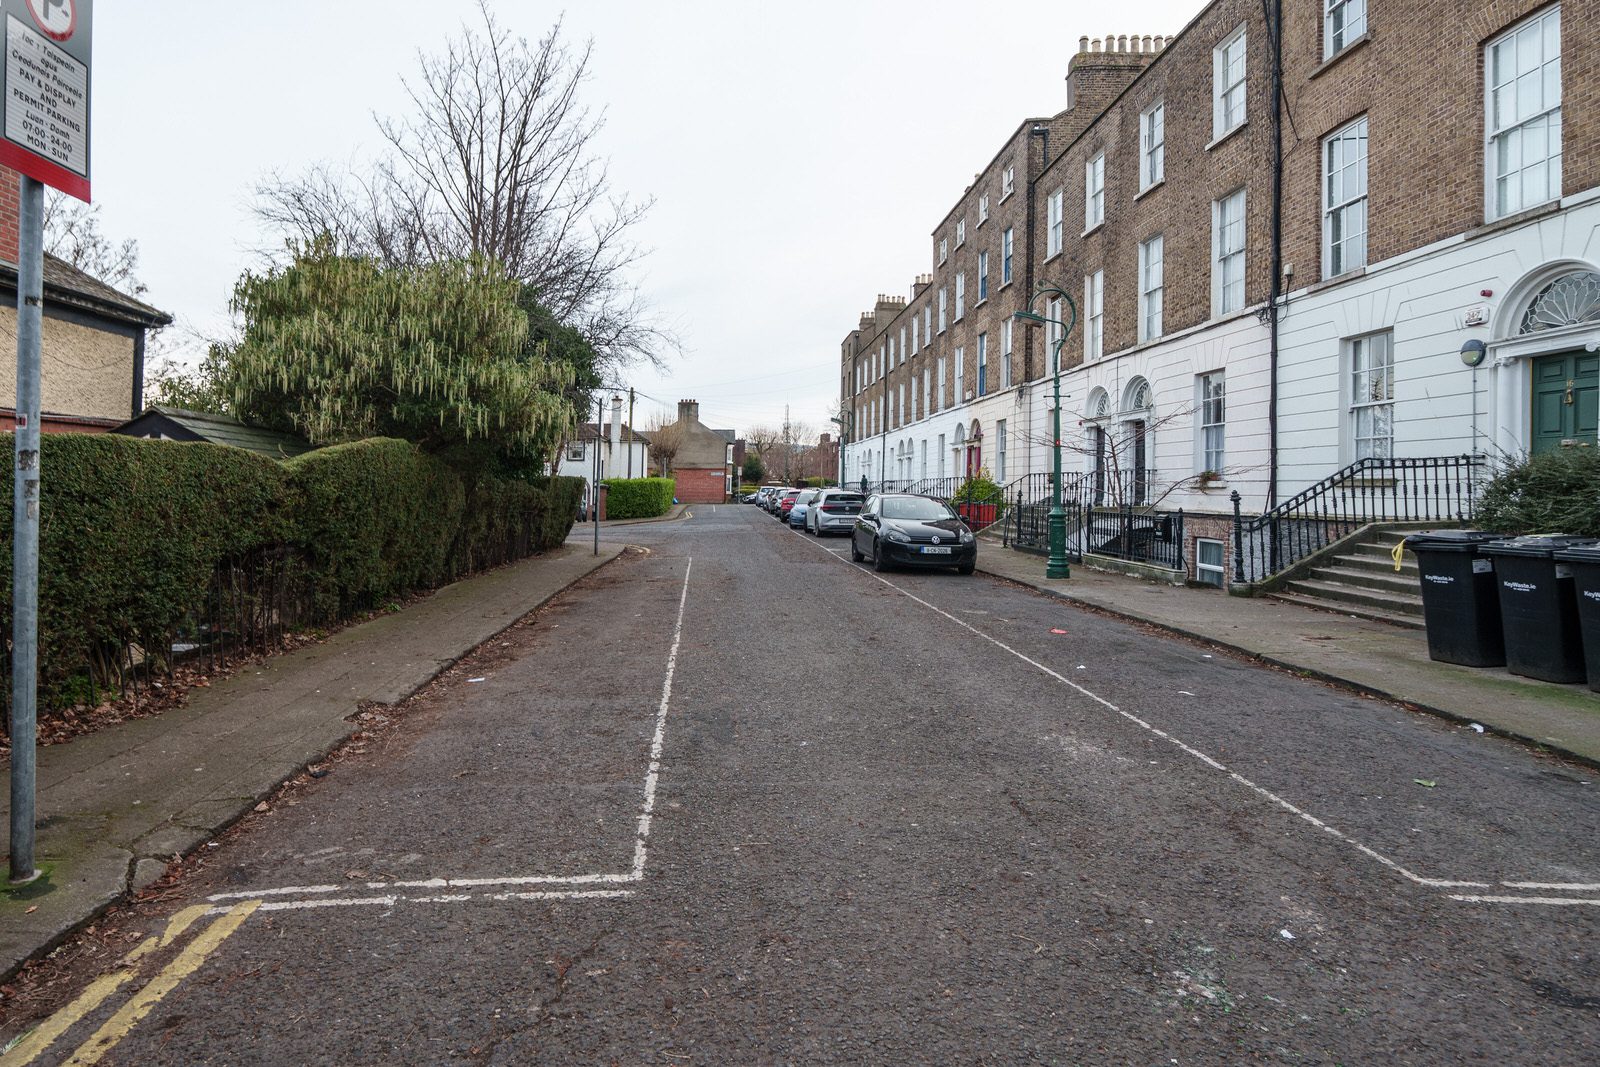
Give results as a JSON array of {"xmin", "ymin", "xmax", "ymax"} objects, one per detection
[{"xmin": 1078, "ymin": 35, "xmax": 1089, "ymax": 52}]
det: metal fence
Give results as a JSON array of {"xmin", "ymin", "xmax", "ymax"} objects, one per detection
[
  {"xmin": 1231, "ymin": 454, "xmax": 1484, "ymax": 584},
  {"xmin": 1001, "ymin": 472, "xmax": 1184, "ymax": 572}
]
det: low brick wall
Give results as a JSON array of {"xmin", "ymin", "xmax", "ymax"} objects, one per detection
[{"xmin": 673, "ymin": 467, "xmax": 726, "ymax": 504}]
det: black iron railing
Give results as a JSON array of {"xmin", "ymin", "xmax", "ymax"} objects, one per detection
[
  {"xmin": 1001, "ymin": 472, "xmax": 1183, "ymax": 572},
  {"xmin": 1230, "ymin": 454, "xmax": 1484, "ymax": 584}
]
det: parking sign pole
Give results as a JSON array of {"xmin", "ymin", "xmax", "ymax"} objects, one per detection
[{"xmin": 10, "ymin": 175, "xmax": 44, "ymax": 884}]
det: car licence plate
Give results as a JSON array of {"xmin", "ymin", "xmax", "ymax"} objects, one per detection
[{"xmin": 922, "ymin": 546, "xmax": 952, "ymax": 555}]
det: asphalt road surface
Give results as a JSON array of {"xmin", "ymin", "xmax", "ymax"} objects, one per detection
[{"xmin": 4, "ymin": 504, "xmax": 1599, "ymax": 1064}]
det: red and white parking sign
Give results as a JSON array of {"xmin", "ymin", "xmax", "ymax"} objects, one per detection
[{"xmin": 0, "ymin": 0, "xmax": 91, "ymax": 200}]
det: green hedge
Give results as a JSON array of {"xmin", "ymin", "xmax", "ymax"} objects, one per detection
[
  {"xmin": 0, "ymin": 433, "xmax": 583, "ymax": 719},
  {"xmin": 286, "ymin": 439, "xmax": 466, "ymax": 620},
  {"xmin": 604, "ymin": 477, "xmax": 675, "ymax": 520}
]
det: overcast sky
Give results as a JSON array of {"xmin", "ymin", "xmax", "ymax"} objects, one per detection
[{"xmin": 93, "ymin": 0, "xmax": 1200, "ymax": 439}]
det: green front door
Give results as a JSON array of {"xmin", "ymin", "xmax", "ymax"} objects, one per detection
[{"xmin": 1531, "ymin": 351, "xmax": 1599, "ymax": 454}]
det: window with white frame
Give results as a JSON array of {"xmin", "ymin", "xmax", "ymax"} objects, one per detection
[
  {"xmin": 937, "ymin": 433, "xmax": 946, "ymax": 477},
  {"xmin": 955, "ymin": 273, "xmax": 965, "ymax": 320},
  {"xmin": 956, "ymin": 218, "xmax": 966, "ymax": 246},
  {"xmin": 566, "ymin": 440, "xmax": 585, "ymax": 462},
  {"xmin": 1195, "ymin": 539, "xmax": 1226, "ymax": 588},
  {"xmin": 1047, "ymin": 189, "xmax": 1063, "ymax": 256},
  {"xmin": 955, "ymin": 347, "xmax": 965, "ymax": 401},
  {"xmin": 1085, "ymin": 152, "xmax": 1105, "ymax": 229},
  {"xmin": 1213, "ymin": 188, "xmax": 1246, "ymax": 314},
  {"xmin": 1001, "ymin": 318, "xmax": 1013, "ymax": 389},
  {"xmin": 939, "ymin": 237, "xmax": 948, "ymax": 264},
  {"xmin": 1487, "ymin": 6, "xmax": 1562, "ymax": 220},
  {"xmin": 1199, "ymin": 371, "xmax": 1225, "ymax": 473},
  {"xmin": 1002, "ymin": 164, "xmax": 1015, "ymax": 198},
  {"xmin": 889, "ymin": 335, "xmax": 896, "ymax": 365},
  {"xmin": 920, "ymin": 439, "xmax": 928, "ymax": 479},
  {"xmin": 938, "ymin": 358, "xmax": 947, "ymax": 410},
  {"xmin": 1141, "ymin": 101, "xmax": 1165, "ymax": 189},
  {"xmin": 939, "ymin": 288, "xmax": 948, "ymax": 332},
  {"xmin": 1085, "ymin": 271, "xmax": 1104, "ymax": 360},
  {"xmin": 1213, "ymin": 26, "xmax": 1247, "ymax": 139},
  {"xmin": 996, "ymin": 419, "xmax": 1008, "ymax": 481},
  {"xmin": 911, "ymin": 375, "xmax": 919, "ymax": 421},
  {"xmin": 923, "ymin": 367, "xmax": 931, "ymax": 414},
  {"xmin": 1002, "ymin": 227, "xmax": 1014, "ymax": 285},
  {"xmin": 923, "ymin": 305, "xmax": 932, "ymax": 346},
  {"xmin": 900, "ymin": 383, "xmax": 906, "ymax": 425},
  {"xmin": 1324, "ymin": 116, "xmax": 1368, "ymax": 277},
  {"xmin": 1139, "ymin": 234, "xmax": 1164, "ymax": 341},
  {"xmin": 977, "ymin": 251, "xmax": 989, "ymax": 303},
  {"xmin": 1349, "ymin": 332, "xmax": 1394, "ymax": 459},
  {"xmin": 978, "ymin": 194, "xmax": 990, "ymax": 224},
  {"xmin": 911, "ymin": 316, "xmax": 919, "ymax": 353},
  {"xmin": 1325, "ymin": 0, "xmax": 1366, "ymax": 57},
  {"xmin": 901, "ymin": 327, "xmax": 908, "ymax": 363},
  {"xmin": 977, "ymin": 332, "xmax": 988, "ymax": 396}
]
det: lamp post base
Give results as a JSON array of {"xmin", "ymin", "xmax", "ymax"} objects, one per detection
[{"xmin": 1045, "ymin": 508, "xmax": 1071, "ymax": 579}]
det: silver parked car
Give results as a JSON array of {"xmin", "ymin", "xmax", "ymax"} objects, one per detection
[{"xmin": 806, "ymin": 489, "xmax": 866, "ymax": 536}]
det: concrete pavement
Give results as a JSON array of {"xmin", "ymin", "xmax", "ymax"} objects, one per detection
[
  {"xmin": 977, "ymin": 543, "xmax": 1600, "ymax": 767},
  {"xmin": 0, "ymin": 542, "xmax": 624, "ymax": 981}
]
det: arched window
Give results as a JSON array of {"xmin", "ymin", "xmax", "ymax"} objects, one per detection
[
  {"xmin": 1085, "ymin": 387, "xmax": 1111, "ymax": 419},
  {"xmin": 1123, "ymin": 376, "xmax": 1153, "ymax": 414},
  {"xmin": 1520, "ymin": 271, "xmax": 1600, "ymax": 334}
]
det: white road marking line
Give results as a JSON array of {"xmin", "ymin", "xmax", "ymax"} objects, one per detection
[
  {"xmin": 1500, "ymin": 881, "xmax": 1600, "ymax": 891},
  {"xmin": 201, "ymin": 888, "xmax": 634, "ymax": 916},
  {"xmin": 205, "ymin": 557, "xmax": 694, "ymax": 911},
  {"xmin": 1449, "ymin": 894, "xmax": 1600, "ymax": 906},
  {"xmin": 799, "ymin": 533, "xmax": 1496, "ymax": 894},
  {"xmin": 632, "ymin": 557, "xmax": 693, "ymax": 880}
]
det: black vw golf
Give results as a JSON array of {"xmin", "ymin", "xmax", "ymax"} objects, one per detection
[{"xmin": 850, "ymin": 493, "xmax": 977, "ymax": 574}]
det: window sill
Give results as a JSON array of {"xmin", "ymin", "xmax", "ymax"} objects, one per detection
[
  {"xmin": 1044, "ymin": 251, "xmax": 1062, "ymax": 264},
  {"xmin": 1000, "ymin": 190, "xmax": 1015, "ymax": 203},
  {"xmin": 974, "ymin": 299, "xmax": 988, "ymax": 309},
  {"xmin": 1205, "ymin": 121, "xmax": 1248, "ymax": 152},
  {"xmin": 1134, "ymin": 179, "xmax": 1164, "ymax": 202},
  {"xmin": 1467, "ymin": 200, "xmax": 1561, "ymax": 242},
  {"xmin": 1309, "ymin": 32, "xmax": 1371, "ymax": 79},
  {"xmin": 1082, "ymin": 221, "xmax": 1105, "ymax": 239},
  {"xmin": 1305, "ymin": 265, "xmax": 1367, "ymax": 295}
]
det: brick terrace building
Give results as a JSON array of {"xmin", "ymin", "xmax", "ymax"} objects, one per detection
[{"xmin": 841, "ymin": 0, "xmax": 1599, "ymax": 581}]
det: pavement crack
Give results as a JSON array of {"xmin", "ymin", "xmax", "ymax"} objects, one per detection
[{"xmin": 528, "ymin": 927, "xmax": 616, "ymax": 1029}]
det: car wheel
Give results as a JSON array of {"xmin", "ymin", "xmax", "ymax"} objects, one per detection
[
  {"xmin": 850, "ymin": 538, "xmax": 864, "ymax": 563},
  {"xmin": 873, "ymin": 539, "xmax": 891, "ymax": 572},
  {"xmin": 957, "ymin": 559, "xmax": 975, "ymax": 575}
]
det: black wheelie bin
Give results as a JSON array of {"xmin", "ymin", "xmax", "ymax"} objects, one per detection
[
  {"xmin": 1552, "ymin": 541, "xmax": 1600, "ymax": 693},
  {"xmin": 1403, "ymin": 530, "xmax": 1505, "ymax": 667},
  {"xmin": 1480, "ymin": 534, "xmax": 1595, "ymax": 684}
]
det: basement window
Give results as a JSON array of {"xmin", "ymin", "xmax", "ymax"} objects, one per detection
[{"xmin": 1196, "ymin": 538, "xmax": 1226, "ymax": 588}]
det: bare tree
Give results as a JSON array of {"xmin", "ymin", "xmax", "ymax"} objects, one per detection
[
  {"xmin": 44, "ymin": 192, "xmax": 144, "ymax": 295},
  {"xmin": 644, "ymin": 414, "xmax": 684, "ymax": 475},
  {"xmin": 253, "ymin": 1, "xmax": 671, "ymax": 373}
]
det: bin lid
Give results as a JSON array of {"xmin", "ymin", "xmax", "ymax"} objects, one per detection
[
  {"xmin": 1481, "ymin": 534, "xmax": 1598, "ymax": 559},
  {"xmin": 1402, "ymin": 530, "xmax": 1498, "ymax": 552},
  {"xmin": 1553, "ymin": 542, "xmax": 1600, "ymax": 562}
]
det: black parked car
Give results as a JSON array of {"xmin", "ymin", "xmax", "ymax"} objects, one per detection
[{"xmin": 850, "ymin": 494, "xmax": 976, "ymax": 574}]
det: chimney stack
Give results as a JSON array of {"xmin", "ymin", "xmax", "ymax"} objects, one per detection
[
  {"xmin": 677, "ymin": 398, "xmax": 700, "ymax": 424},
  {"xmin": 610, "ymin": 395, "xmax": 623, "ymax": 454}
]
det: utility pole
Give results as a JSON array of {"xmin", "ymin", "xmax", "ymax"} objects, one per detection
[
  {"xmin": 10, "ymin": 176, "xmax": 43, "ymax": 884},
  {"xmin": 592, "ymin": 395, "xmax": 602, "ymax": 556},
  {"xmin": 783, "ymin": 404, "xmax": 791, "ymax": 485},
  {"xmin": 626, "ymin": 387, "xmax": 636, "ymax": 478}
]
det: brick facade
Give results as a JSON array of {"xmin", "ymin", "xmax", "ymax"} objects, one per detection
[{"xmin": 841, "ymin": 0, "xmax": 1599, "ymax": 539}]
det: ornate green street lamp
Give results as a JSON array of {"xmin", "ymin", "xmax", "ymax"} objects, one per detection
[{"xmin": 1013, "ymin": 285, "xmax": 1077, "ymax": 579}]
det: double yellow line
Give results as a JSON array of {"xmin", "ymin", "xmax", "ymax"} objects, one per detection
[{"xmin": 2, "ymin": 900, "xmax": 260, "ymax": 1067}]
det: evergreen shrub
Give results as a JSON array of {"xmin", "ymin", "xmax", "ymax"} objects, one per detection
[{"xmin": 604, "ymin": 477, "xmax": 675, "ymax": 520}]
